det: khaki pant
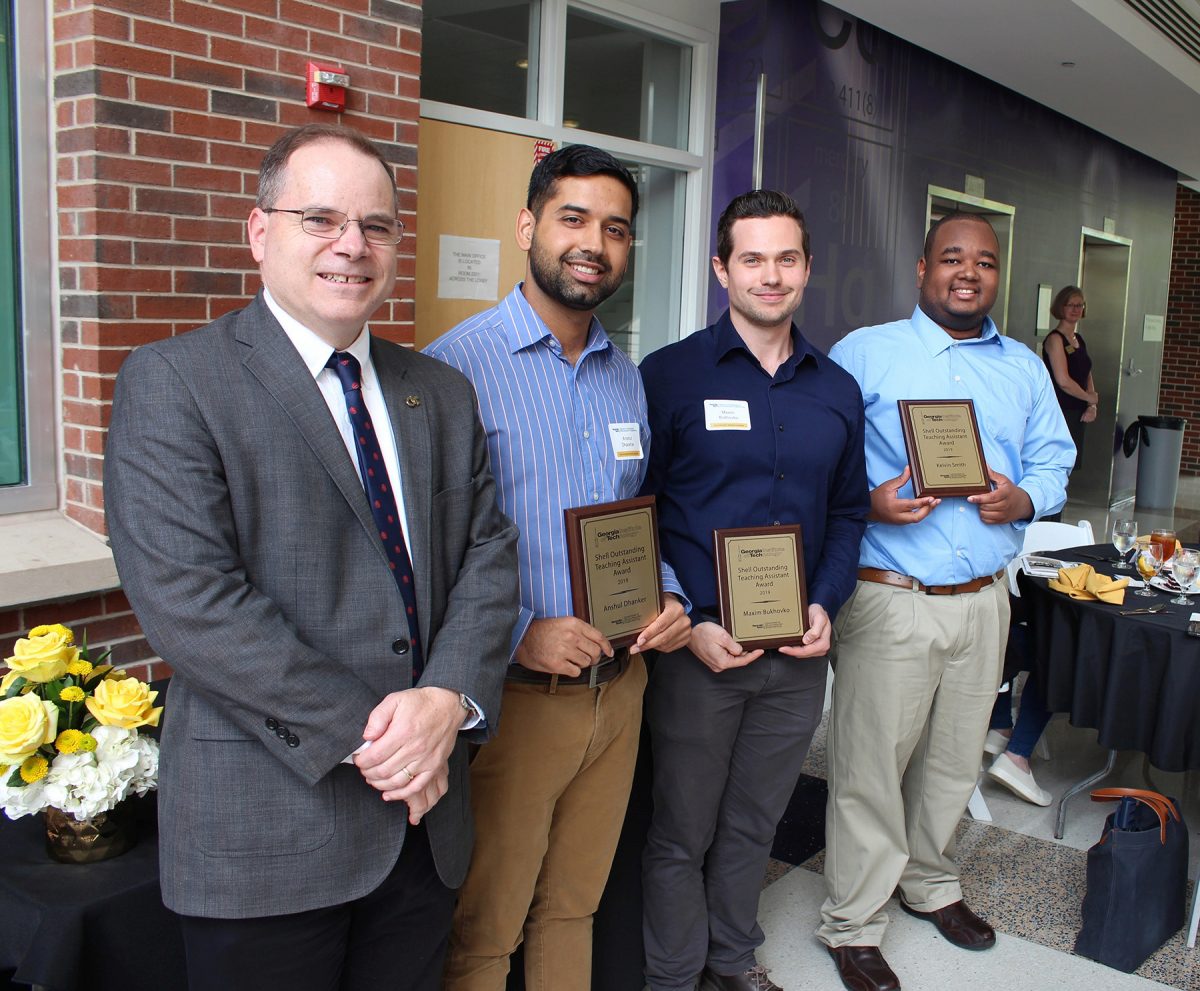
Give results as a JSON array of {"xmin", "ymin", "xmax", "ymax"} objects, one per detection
[
  {"xmin": 443, "ymin": 656, "xmax": 647, "ymax": 991},
  {"xmin": 817, "ymin": 579, "xmax": 1008, "ymax": 948}
]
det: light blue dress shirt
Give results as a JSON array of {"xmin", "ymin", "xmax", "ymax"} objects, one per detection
[
  {"xmin": 425, "ymin": 285, "xmax": 686, "ymax": 649},
  {"xmin": 829, "ymin": 306, "xmax": 1076, "ymax": 586}
]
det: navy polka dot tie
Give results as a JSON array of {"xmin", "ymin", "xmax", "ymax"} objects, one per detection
[{"xmin": 326, "ymin": 351, "xmax": 423, "ymax": 681}]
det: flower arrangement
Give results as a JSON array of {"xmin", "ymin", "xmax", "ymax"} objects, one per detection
[{"xmin": 0, "ymin": 624, "xmax": 162, "ymax": 822}]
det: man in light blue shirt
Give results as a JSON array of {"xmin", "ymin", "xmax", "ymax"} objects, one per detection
[
  {"xmin": 817, "ymin": 213, "xmax": 1075, "ymax": 991},
  {"xmin": 426, "ymin": 145, "xmax": 690, "ymax": 991}
]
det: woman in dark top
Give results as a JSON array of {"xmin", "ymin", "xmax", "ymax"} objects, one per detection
[
  {"xmin": 986, "ymin": 285, "xmax": 1099, "ymax": 806},
  {"xmin": 1042, "ymin": 285, "xmax": 1098, "ymax": 469}
]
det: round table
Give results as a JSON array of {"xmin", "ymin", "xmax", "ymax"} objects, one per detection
[{"xmin": 1017, "ymin": 542, "xmax": 1200, "ymax": 774}]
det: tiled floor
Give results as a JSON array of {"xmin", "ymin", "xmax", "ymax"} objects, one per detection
[{"xmin": 753, "ymin": 475, "xmax": 1200, "ymax": 991}]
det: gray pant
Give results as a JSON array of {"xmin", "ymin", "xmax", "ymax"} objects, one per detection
[{"xmin": 642, "ymin": 648, "xmax": 827, "ymax": 990}]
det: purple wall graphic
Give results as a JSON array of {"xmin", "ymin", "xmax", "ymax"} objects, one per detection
[{"xmin": 707, "ymin": 0, "xmax": 1177, "ymax": 359}]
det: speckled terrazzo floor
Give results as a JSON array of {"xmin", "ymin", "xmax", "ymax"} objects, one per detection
[{"xmin": 763, "ymin": 707, "xmax": 1200, "ymax": 990}]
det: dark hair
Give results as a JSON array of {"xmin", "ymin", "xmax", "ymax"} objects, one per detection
[
  {"xmin": 1050, "ymin": 285, "xmax": 1086, "ymax": 320},
  {"xmin": 922, "ymin": 211, "xmax": 996, "ymax": 261},
  {"xmin": 715, "ymin": 189, "xmax": 810, "ymax": 266},
  {"xmin": 256, "ymin": 124, "xmax": 398, "ymax": 212},
  {"xmin": 527, "ymin": 144, "xmax": 639, "ymax": 221}
]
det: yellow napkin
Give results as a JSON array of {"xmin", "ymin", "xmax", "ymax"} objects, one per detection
[{"xmin": 1048, "ymin": 563, "xmax": 1128, "ymax": 604}]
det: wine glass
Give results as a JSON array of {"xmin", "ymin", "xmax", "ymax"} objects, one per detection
[
  {"xmin": 1168, "ymin": 548, "xmax": 1200, "ymax": 605},
  {"xmin": 1133, "ymin": 543, "xmax": 1163, "ymax": 597},
  {"xmin": 1111, "ymin": 518, "xmax": 1137, "ymax": 570},
  {"xmin": 1151, "ymin": 528, "xmax": 1177, "ymax": 564}
]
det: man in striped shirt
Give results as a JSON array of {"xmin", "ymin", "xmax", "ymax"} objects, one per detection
[{"xmin": 427, "ymin": 145, "xmax": 691, "ymax": 991}]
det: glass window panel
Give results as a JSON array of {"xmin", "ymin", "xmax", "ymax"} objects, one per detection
[
  {"xmin": 421, "ymin": 0, "xmax": 538, "ymax": 119},
  {"xmin": 563, "ymin": 10, "xmax": 690, "ymax": 150},
  {"xmin": 593, "ymin": 159, "xmax": 685, "ymax": 363},
  {"xmin": 0, "ymin": 4, "xmax": 22, "ymax": 487}
]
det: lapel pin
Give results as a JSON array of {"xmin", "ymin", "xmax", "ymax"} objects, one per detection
[{"xmin": 406, "ymin": 395, "xmax": 421, "ymax": 408}]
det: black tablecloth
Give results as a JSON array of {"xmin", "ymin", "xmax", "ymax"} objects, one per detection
[
  {"xmin": 0, "ymin": 796, "xmax": 184, "ymax": 991},
  {"xmin": 1018, "ymin": 543, "xmax": 1200, "ymax": 772}
]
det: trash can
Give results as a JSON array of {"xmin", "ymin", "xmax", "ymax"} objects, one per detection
[{"xmin": 1122, "ymin": 415, "xmax": 1187, "ymax": 510}]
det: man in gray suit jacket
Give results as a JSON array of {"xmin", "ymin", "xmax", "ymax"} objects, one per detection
[{"xmin": 104, "ymin": 124, "xmax": 519, "ymax": 991}]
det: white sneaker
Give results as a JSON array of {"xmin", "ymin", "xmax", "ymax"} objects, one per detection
[
  {"xmin": 987, "ymin": 752, "xmax": 1052, "ymax": 806},
  {"xmin": 983, "ymin": 729, "xmax": 1009, "ymax": 756}
]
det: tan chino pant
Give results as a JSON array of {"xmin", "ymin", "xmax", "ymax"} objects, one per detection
[
  {"xmin": 443, "ymin": 656, "xmax": 646, "ymax": 991},
  {"xmin": 817, "ymin": 578, "xmax": 1008, "ymax": 947}
]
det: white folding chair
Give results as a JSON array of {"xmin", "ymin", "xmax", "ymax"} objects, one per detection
[{"xmin": 1189, "ymin": 863, "xmax": 1199, "ymax": 948}]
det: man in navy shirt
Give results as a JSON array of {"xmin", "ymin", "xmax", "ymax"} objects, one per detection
[{"xmin": 639, "ymin": 190, "xmax": 869, "ymax": 991}]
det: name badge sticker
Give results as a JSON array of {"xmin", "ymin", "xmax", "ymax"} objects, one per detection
[
  {"xmin": 704, "ymin": 399, "xmax": 751, "ymax": 431},
  {"xmin": 608, "ymin": 422, "xmax": 643, "ymax": 460}
]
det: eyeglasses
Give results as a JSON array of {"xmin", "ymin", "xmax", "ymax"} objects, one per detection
[
  {"xmin": 1065, "ymin": 301, "xmax": 1085, "ymax": 309},
  {"xmin": 263, "ymin": 208, "xmax": 405, "ymax": 246}
]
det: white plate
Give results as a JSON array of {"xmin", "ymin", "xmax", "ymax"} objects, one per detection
[{"xmin": 1150, "ymin": 575, "xmax": 1200, "ymax": 595}]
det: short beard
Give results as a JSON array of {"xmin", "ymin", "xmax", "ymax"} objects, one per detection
[
  {"xmin": 528, "ymin": 243, "xmax": 621, "ymax": 312},
  {"xmin": 918, "ymin": 298, "xmax": 989, "ymax": 335}
]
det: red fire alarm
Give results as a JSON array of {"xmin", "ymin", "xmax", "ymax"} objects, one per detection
[{"xmin": 306, "ymin": 61, "xmax": 349, "ymax": 112}]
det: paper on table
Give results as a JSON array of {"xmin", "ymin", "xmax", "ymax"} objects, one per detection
[{"xmin": 1020, "ymin": 554, "xmax": 1079, "ymax": 578}]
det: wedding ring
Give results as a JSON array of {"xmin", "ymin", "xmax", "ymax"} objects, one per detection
[{"xmin": 401, "ymin": 765, "xmax": 415, "ymax": 782}]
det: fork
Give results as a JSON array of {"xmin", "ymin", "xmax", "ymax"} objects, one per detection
[{"xmin": 1119, "ymin": 602, "xmax": 1169, "ymax": 616}]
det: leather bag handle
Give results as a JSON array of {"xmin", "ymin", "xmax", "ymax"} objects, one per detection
[{"xmin": 1090, "ymin": 787, "xmax": 1178, "ymax": 843}]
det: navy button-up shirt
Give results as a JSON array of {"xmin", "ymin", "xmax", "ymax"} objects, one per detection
[{"xmin": 640, "ymin": 311, "xmax": 869, "ymax": 618}]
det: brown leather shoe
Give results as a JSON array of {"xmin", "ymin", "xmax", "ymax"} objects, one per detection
[
  {"xmin": 899, "ymin": 899, "xmax": 995, "ymax": 950},
  {"xmin": 700, "ymin": 963, "xmax": 782, "ymax": 991},
  {"xmin": 826, "ymin": 946, "xmax": 900, "ymax": 991}
]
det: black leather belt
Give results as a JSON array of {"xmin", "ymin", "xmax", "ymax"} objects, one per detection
[{"xmin": 505, "ymin": 648, "xmax": 631, "ymax": 690}]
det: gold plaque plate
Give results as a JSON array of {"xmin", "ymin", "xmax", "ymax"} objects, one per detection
[
  {"xmin": 564, "ymin": 496, "xmax": 664, "ymax": 647},
  {"xmin": 714, "ymin": 525, "xmax": 807, "ymax": 650}
]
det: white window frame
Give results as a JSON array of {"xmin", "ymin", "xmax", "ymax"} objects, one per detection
[
  {"xmin": 419, "ymin": 0, "xmax": 717, "ymax": 341},
  {"xmin": 2, "ymin": 0, "xmax": 56, "ymax": 514}
]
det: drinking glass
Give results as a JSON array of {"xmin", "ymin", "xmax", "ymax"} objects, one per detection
[
  {"xmin": 1168, "ymin": 548, "xmax": 1200, "ymax": 605},
  {"xmin": 1151, "ymin": 528, "xmax": 1177, "ymax": 563},
  {"xmin": 1134, "ymin": 544, "xmax": 1163, "ymax": 597},
  {"xmin": 1111, "ymin": 518, "xmax": 1137, "ymax": 570}
]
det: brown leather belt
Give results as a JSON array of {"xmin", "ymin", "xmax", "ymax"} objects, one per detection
[
  {"xmin": 505, "ymin": 648, "xmax": 631, "ymax": 691},
  {"xmin": 857, "ymin": 567, "xmax": 1005, "ymax": 596}
]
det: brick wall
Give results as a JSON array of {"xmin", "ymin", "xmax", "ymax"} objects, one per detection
[
  {"xmin": 55, "ymin": 0, "xmax": 423, "ymax": 537},
  {"xmin": 1, "ymin": 590, "xmax": 168, "ymax": 682},
  {"xmin": 1161, "ymin": 184, "xmax": 1200, "ymax": 475},
  {"xmin": 5, "ymin": 0, "xmax": 423, "ymax": 676}
]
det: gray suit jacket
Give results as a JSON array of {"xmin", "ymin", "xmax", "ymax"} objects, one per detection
[{"xmin": 104, "ymin": 294, "xmax": 518, "ymax": 918}]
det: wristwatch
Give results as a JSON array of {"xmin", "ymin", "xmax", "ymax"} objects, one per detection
[{"xmin": 459, "ymin": 692, "xmax": 483, "ymax": 726}]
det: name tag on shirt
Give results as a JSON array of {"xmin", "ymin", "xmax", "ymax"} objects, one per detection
[
  {"xmin": 608, "ymin": 422, "xmax": 644, "ymax": 460},
  {"xmin": 704, "ymin": 399, "xmax": 751, "ymax": 431}
]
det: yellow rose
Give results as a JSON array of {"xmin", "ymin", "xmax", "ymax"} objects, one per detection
[
  {"xmin": 4, "ymin": 626, "xmax": 80, "ymax": 684},
  {"xmin": 85, "ymin": 678, "xmax": 162, "ymax": 730},
  {"xmin": 0, "ymin": 694, "xmax": 59, "ymax": 764}
]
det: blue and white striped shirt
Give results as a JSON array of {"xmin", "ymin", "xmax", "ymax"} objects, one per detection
[{"xmin": 425, "ymin": 284, "xmax": 685, "ymax": 643}]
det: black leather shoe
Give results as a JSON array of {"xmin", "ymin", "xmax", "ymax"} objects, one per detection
[
  {"xmin": 826, "ymin": 946, "xmax": 900, "ymax": 991},
  {"xmin": 701, "ymin": 964, "xmax": 782, "ymax": 991},
  {"xmin": 900, "ymin": 899, "xmax": 995, "ymax": 950}
]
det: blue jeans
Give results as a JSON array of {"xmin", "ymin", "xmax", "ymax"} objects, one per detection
[{"xmin": 990, "ymin": 624, "xmax": 1052, "ymax": 759}]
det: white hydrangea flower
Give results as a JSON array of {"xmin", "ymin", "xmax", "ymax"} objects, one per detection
[
  {"xmin": 1, "ymin": 723, "xmax": 160, "ymax": 821},
  {"xmin": 0, "ymin": 775, "xmax": 48, "ymax": 819}
]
